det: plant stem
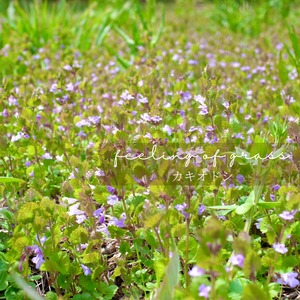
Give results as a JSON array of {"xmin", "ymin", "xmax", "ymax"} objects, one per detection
[{"xmin": 185, "ymin": 191, "xmax": 191, "ymax": 287}]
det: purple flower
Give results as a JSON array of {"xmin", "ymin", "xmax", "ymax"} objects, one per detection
[
  {"xmin": 188, "ymin": 59, "xmax": 198, "ymax": 65},
  {"xmin": 107, "ymin": 186, "xmax": 117, "ymax": 195},
  {"xmin": 66, "ymin": 82, "xmax": 74, "ymax": 92},
  {"xmin": 26, "ymin": 245, "xmax": 45, "ymax": 269},
  {"xmin": 2, "ymin": 109, "xmax": 8, "ymax": 117},
  {"xmin": 76, "ymin": 119, "xmax": 91, "ymax": 128},
  {"xmin": 63, "ymin": 65, "xmax": 73, "ymax": 71},
  {"xmin": 273, "ymin": 243, "xmax": 288, "ymax": 254},
  {"xmin": 93, "ymin": 208, "xmax": 105, "ymax": 224},
  {"xmin": 107, "ymin": 195, "xmax": 119, "ymax": 206},
  {"xmin": 279, "ymin": 210, "xmax": 297, "ymax": 221},
  {"xmin": 25, "ymin": 161, "xmax": 32, "ymax": 167},
  {"xmin": 277, "ymin": 272, "xmax": 299, "ymax": 288},
  {"xmin": 194, "ymin": 94, "xmax": 206, "ymax": 104},
  {"xmin": 8, "ymin": 95, "xmax": 18, "ymax": 106},
  {"xmin": 120, "ymin": 90, "xmax": 134, "ymax": 101},
  {"xmin": 162, "ymin": 125, "xmax": 173, "ymax": 135},
  {"xmin": 180, "ymin": 91, "xmax": 192, "ymax": 101},
  {"xmin": 272, "ymin": 184, "xmax": 280, "ymax": 191},
  {"xmin": 110, "ymin": 213, "xmax": 126, "ymax": 228},
  {"xmin": 188, "ymin": 266, "xmax": 205, "ymax": 277},
  {"xmin": 230, "ymin": 253, "xmax": 245, "ymax": 268},
  {"xmin": 198, "ymin": 204, "xmax": 206, "ymax": 216},
  {"xmin": 41, "ymin": 153, "xmax": 52, "ymax": 160},
  {"xmin": 93, "ymin": 207, "xmax": 103, "ymax": 217},
  {"xmin": 137, "ymin": 94, "xmax": 148, "ymax": 103},
  {"xmin": 198, "ymin": 284, "xmax": 211, "ymax": 299},
  {"xmin": 67, "ymin": 203, "xmax": 87, "ymax": 224},
  {"xmin": 255, "ymin": 218, "xmax": 262, "ymax": 229},
  {"xmin": 81, "ymin": 264, "xmax": 92, "ymax": 276},
  {"xmin": 217, "ymin": 215, "xmax": 226, "ymax": 221},
  {"xmin": 11, "ymin": 132, "xmax": 27, "ymax": 142},
  {"xmin": 95, "ymin": 169, "xmax": 105, "ymax": 177},
  {"xmin": 32, "ymin": 253, "xmax": 45, "ymax": 269},
  {"xmin": 88, "ymin": 116, "xmax": 101, "ymax": 125},
  {"xmin": 236, "ymin": 174, "xmax": 245, "ymax": 184},
  {"xmin": 175, "ymin": 203, "xmax": 188, "ymax": 218},
  {"xmin": 36, "ymin": 114, "xmax": 42, "ymax": 122}
]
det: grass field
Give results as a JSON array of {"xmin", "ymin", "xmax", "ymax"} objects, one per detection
[{"xmin": 0, "ymin": 0, "xmax": 300, "ymax": 299}]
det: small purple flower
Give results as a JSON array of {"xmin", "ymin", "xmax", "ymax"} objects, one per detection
[
  {"xmin": 32, "ymin": 253, "xmax": 45, "ymax": 269},
  {"xmin": 63, "ymin": 65, "xmax": 73, "ymax": 71},
  {"xmin": 95, "ymin": 169, "xmax": 105, "ymax": 177},
  {"xmin": 234, "ymin": 133, "xmax": 244, "ymax": 139},
  {"xmin": 198, "ymin": 284, "xmax": 211, "ymax": 299},
  {"xmin": 76, "ymin": 119, "xmax": 90, "ymax": 128},
  {"xmin": 36, "ymin": 114, "xmax": 42, "ymax": 122},
  {"xmin": 40, "ymin": 236, "xmax": 47, "ymax": 245},
  {"xmin": 230, "ymin": 253, "xmax": 245, "ymax": 268},
  {"xmin": 279, "ymin": 210, "xmax": 297, "ymax": 221},
  {"xmin": 41, "ymin": 153, "xmax": 52, "ymax": 160},
  {"xmin": 198, "ymin": 204, "xmax": 206, "ymax": 216},
  {"xmin": 107, "ymin": 195, "xmax": 119, "ymax": 206},
  {"xmin": 277, "ymin": 272, "xmax": 299, "ymax": 288},
  {"xmin": 272, "ymin": 184, "xmax": 280, "ymax": 191},
  {"xmin": 236, "ymin": 174, "xmax": 245, "ymax": 184},
  {"xmin": 93, "ymin": 208, "xmax": 105, "ymax": 224},
  {"xmin": 25, "ymin": 161, "xmax": 32, "ymax": 167},
  {"xmin": 180, "ymin": 91, "xmax": 192, "ymax": 101},
  {"xmin": 175, "ymin": 203, "xmax": 188, "ymax": 218},
  {"xmin": 8, "ymin": 95, "xmax": 18, "ymax": 106},
  {"xmin": 273, "ymin": 243, "xmax": 288, "ymax": 254},
  {"xmin": 93, "ymin": 207, "xmax": 103, "ymax": 217},
  {"xmin": 2, "ymin": 109, "xmax": 8, "ymax": 117},
  {"xmin": 107, "ymin": 186, "xmax": 117, "ymax": 195},
  {"xmin": 67, "ymin": 203, "xmax": 87, "ymax": 224},
  {"xmin": 255, "ymin": 218, "xmax": 262, "ymax": 229},
  {"xmin": 66, "ymin": 82, "xmax": 74, "ymax": 92},
  {"xmin": 11, "ymin": 132, "xmax": 26, "ymax": 142},
  {"xmin": 110, "ymin": 213, "xmax": 126, "ymax": 228},
  {"xmin": 188, "ymin": 266, "xmax": 205, "ymax": 277},
  {"xmin": 217, "ymin": 215, "xmax": 226, "ymax": 221},
  {"xmin": 88, "ymin": 116, "xmax": 101, "ymax": 125},
  {"xmin": 162, "ymin": 124, "xmax": 173, "ymax": 135},
  {"xmin": 26, "ymin": 245, "xmax": 45, "ymax": 269},
  {"xmin": 81, "ymin": 264, "xmax": 92, "ymax": 276},
  {"xmin": 120, "ymin": 90, "xmax": 134, "ymax": 101}
]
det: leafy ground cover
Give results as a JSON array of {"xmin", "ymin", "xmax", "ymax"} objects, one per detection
[{"xmin": 0, "ymin": 0, "xmax": 300, "ymax": 299}]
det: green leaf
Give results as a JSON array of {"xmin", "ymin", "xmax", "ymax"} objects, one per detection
[
  {"xmin": 144, "ymin": 212, "xmax": 163, "ymax": 228},
  {"xmin": 154, "ymin": 250, "xmax": 179, "ymax": 300},
  {"xmin": 73, "ymin": 293, "xmax": 93, "ymax": 300},
  {"xmin": 150, "ymin": 8, "xmax": 165, "ymax": 48},
  {"xmin": 249, "ymin": 136, "xmax": 268, "ymax": 158},
  {"xmin": 45, "ymin": 291, "xmax": 58, "ymax": 300},
  {"xmin": 0, "ymin": 269, "xmax": 8, "ymax": 291},
  {"xmin": 114, "ymin": 26, "xmax": 136, "ymax": 47},
  {"xmin": 79, "ymin": 275, "xmax": 97, "ymax": 292},
  {"xmin": 208, "ymin": 205, "xmax": 237, "ymax": 210},
  {"xmin": 242, "ymin": 282, "xmax": 271, "ymax": 300},
  {"xmin": 236, "ymin": 191, "xmax": 254, "ymax": 215},
  {"xmin": 0, "ymin": 177, "xmax": 25, "ymax": 184},
  {"xmin": 10, "ymin": 271, "xmax": 44, "ymax": 300},
  {"xmin": 98, "ymin": 282, "xmax": 118, "ymax": 299},
  {"xmin": 257, "ymin": 201, "xmax": 280, "ymax": 208},
  {"xmin": 70, "ymin": 227, "xmax": 89, "ymax": 245}
]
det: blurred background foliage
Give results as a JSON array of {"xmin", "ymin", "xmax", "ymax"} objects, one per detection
[{"xmin": 0, "ymin": 0, "xmax": 299, "ymax": 77}]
